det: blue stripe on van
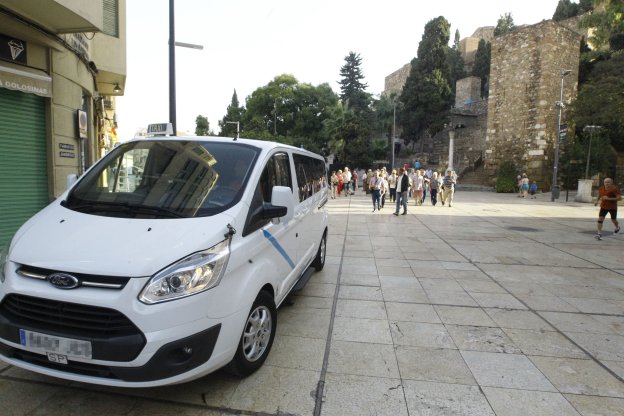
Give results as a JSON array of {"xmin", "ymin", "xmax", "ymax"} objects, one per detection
[{"xmin": 262, "ymin": 229, "xmax": 295, "ymax": 269}]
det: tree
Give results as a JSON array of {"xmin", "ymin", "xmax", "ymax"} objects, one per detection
[
  {"xmin": 570, "ymin": 51, "xmax": 624, "ymax": 152},
  {"xmin": 338, "ymin": 52, "xmax": 369, "ymax": 111},
  {"xmin": 472, "ymin": 39, "xmax": 491, "ymax": 98},
  {"xmin": 494, "ymin": 13, "xmax": 515, "ymax": 36},
  {"xmin": 195, "ymin": 115, "xmax": 210, "ymax": 136},
  {"xmin": 447, "ymin": 29, "xmax": 467, "ymax": 98},
  {"xmin": 218, "ymin": 89, "xmax": 244, "ymax": 137},
  {"xmin": 553, "ymin": 0, "xmax": 594, "ymax": 21},
  {"xmin": 579, "ymin": 0, "xmax": 624, "ymax": 51},
  {"xmin": 399, "ymin": 16, "xmax": 453, "ymax": 144}
]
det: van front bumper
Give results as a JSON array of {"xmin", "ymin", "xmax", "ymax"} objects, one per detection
[{"xmin": 0, "ymin": 323, "xmax": 221, "ymax": 382}]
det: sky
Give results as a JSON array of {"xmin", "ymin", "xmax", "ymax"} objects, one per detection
[{"xmin": 115, "ymin": 0, "xmax": 562, "ymax": 140}]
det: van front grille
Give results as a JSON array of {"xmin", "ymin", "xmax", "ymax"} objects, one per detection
[{"xmin": 0, "ymin": 294, "xmax": 139, "ymax": 337}]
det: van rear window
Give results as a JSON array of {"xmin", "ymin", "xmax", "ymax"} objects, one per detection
[{"xmin": 64, "ymin": 140, "xmax": 260, "ymax": 218}]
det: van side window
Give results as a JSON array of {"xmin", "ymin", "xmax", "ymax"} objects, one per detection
[
  {"xmin": 243, "ymin": 152, "xmax": 292, "ymax": 236},
  {"xmin": 293, "ymin": 154, "xmax": 327, "ymax": 202}
]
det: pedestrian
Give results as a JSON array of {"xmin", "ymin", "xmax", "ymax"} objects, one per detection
[
  {"xmin": 430, "ymin": 172, "xmax": 439, "ymax": 206},
  {"xmin": 413, "ymin": 170, "xmax": 424, "ymax": 206},
  {"xmin": 441, "ymin": 169, "xmax": 456, "ymax": 207},
  {"xmin": 520, "ymin": 173, "xmax": 530, "ymax": 198},
  {"xmin": 343, "ymin": 167, "xmax": 352, "ymax": 196},
  {"xmin": 380, "ymin": 174, "xmax": 389, "ymax": 209},
  {"xmin": 330, "ymin": 171, "xmax": 338, "ymax": 199},
  {"xmin": 370, "ymin": 170, "xmax": 382, "ymax": 212},
  {"xmin": 337, "ymin": 169, "xmax": 343, "ymax": 196},
  {"xmin": 517, "ymin": 175, "xmax": 523, "ymax": 197},
  {"xmin": 393, "ymin": 167, "xmax": 409, "ymax": 216},
  {"xmin": 422, "ymin": 170, "xmax": 429, "ymax": 204},
  {"xmin": 594, "ymin": 177, "xmax": 621, "ymax": 240},
  {"xmin": 353, "ymin": 169, "xmax": 359, "ymax": 192},
  {"xmin": 529, "ymin": 181, "xmax": 538, "ymax": 199},
  {"xmin": 388, "ymin": 169, "xmax": 397, "ymax": 202}
]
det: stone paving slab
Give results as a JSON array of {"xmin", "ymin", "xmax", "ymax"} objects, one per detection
[{"xmin": 1, "ymin": 191, "xmax": 623, "ymax": 415}]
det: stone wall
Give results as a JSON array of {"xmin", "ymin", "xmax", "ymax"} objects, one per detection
[
  {"xmin": 455, "ymin": 76, "xmax": 481, "ymax": 108},
  {"xmin": 384, "ymin": 62, "xmax": 411, "ymax": 97},
  {"xmin": 485, "ymin": 20, "xmax": 582, "ymax": 188}
]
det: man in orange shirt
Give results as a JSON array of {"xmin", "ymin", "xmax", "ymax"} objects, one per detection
[{"xmin": 594, "ymin": 178, "xmax": 621, "ymax": 240}]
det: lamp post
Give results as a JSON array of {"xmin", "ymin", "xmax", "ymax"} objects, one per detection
[
  {"xmin": 225, "ymin": 121, "xmax": 240, "ymax": 139},
  {"xmin": 169, "ymin": 0, "xmax": 203, "ymax": 135},
  {"xmin": 583, "ymin": 125, "xmax": 602, "ymax": 179},
  {"xmin": 551, "ymin": 69, "xmax": 572, "ymax": 201},
  {"xmin": 447, "ymin": 123, "xmax": 465, "ymax": 171},
  {"xmin": 392, "ymin": 98, "xmax": 397, "ymax": 169}
]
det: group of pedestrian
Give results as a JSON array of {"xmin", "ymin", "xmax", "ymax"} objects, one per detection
[
  {"xmin": 358, "ymin": 166, "xmax": 458, "ymax": 214},
  {"xmin": 517, "ymin": 173, "xmax": 538, "ymax": 199},
  {"xmin": 330, "ymin": 167, "xmax": 358, "ymax": 198}
]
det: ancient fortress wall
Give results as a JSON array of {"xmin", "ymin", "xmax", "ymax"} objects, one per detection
[{"xmin": 485, "ymin": 20, "xmax": 581, "ymax": 186}]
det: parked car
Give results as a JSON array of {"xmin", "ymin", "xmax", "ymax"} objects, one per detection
[{"xmin": 0, "ymin": 135, "xmax": 328, "ymax": 387}]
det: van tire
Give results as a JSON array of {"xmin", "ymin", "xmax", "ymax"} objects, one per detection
[
  {"xmin": 225, "ymin": 290, "xmax": 276, "ymax": 377},
  {"xmin": 311, "ymin": 231, "xmax": 326, "ymax": 271}
]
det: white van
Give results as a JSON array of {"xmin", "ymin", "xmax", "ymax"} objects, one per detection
[{"xmin": 0, "ymin": 136, "xmax": 328, "ymax": 387}]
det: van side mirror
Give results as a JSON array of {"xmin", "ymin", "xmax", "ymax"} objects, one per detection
[{"xmin": 270, "ymin": 186, "xmax": 294, "ymax": 222}]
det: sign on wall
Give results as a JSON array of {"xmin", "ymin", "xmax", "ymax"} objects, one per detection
[
  {"xmin": 0, "ymin": 33, "xmax": 27, "ymax": 64},
  {"xmin": 77, "ymin": 110, "xmax": 88, "ymax": 139}
]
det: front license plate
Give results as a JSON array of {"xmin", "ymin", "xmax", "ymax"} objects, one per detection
[{"xmin": 19, "ymin": 329, "xmax": 92, "ymax": 359}]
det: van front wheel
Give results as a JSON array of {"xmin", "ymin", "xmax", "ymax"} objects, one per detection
[
  {"xmin": 311, "ymin": 231, "xmax": 326, "ymax": 271},
  {"xmin": 226, "ymin": 290, "xmax": 276, "ymax": 377}
]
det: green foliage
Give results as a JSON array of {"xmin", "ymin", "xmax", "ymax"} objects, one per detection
[
  {"xmin": 579, "ymin": 0, "xmax": 624, "ymax": 50},
  {"xmin": 553, "ymin": 0, "xmax": 588, "ymax": 21},
  {"xmin": 399, "ymin": 17, "xmax": 453, "ymax": 144},
  {"xmin": 471, "ymin": 39, "xmax": 491, "ymax": 98},
  {"xmin": 240, "ymin": 74, "xmax": 339, "ymax": 151},
  {"xmin": 447, "ymin": 29, "xmax": 467, "ymax": 98},
  {"xmin": 494, "ymin": 13, "xmax": 515, "ymax": 36},
  {"xmin": 218, "ymin": 90, "xmax": 244, "ymax": 137},
  {"xmin": 195, "ymin": 115, "xmax": 210, "ymax": 136},
  {"xmin": 560, "ymin": 131, "xmax": 616, "ymax": 187},
  {"xmin": 570, "ymin": 51, "xmax": 624, "ymax": 152},
  {"xmin": 339, "ymin": 52, "xmax": 369, "ymax": 111},
  {"xmin": 495, "ymin": 160, "xmax": 517, "ymax": 193}
]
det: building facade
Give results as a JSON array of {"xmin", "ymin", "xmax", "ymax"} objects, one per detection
[{"xmin": 0, "ymin": 0, "xmax": 126, "ymax": 245}]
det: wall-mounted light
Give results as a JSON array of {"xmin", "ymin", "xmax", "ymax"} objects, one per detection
[{"xmin": 113, "ymin": 83, "xmax": 122, "ymax": 93}]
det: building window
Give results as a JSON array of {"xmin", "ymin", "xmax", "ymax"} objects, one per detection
[{"xmin": 103, "ymin": 0, "xmax": 119, "ymax": 37}]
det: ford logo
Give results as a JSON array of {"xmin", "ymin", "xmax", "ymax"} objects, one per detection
[{"xmin": 47, "ymin": 273, "xmax": 80, "ymax": 289}]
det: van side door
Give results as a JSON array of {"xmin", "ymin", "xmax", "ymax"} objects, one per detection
[{"xmin": 242, "ymin": 151, "xmax": 301, "ymax": 302}]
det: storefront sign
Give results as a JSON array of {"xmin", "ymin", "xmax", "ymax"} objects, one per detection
[
  {"xmin": 0, "ymin": 34, "xmax": 27, "ymax": 64},
  {"xmin": 0, "ymin": 61, "xmax": 52, "ymax": 97}
]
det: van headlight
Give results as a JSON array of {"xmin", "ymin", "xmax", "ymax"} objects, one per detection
[{"xmin": 139, "ymin": 239, "xmax": 230, "ymax": 304}]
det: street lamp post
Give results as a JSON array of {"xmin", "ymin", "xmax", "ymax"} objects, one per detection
[
  {"xmin": 447, "ymin": 123, "xmax": 465, "ymax": 171},
  {"xmin": 583, "ymin": 125, "xmax": 602, "ymax": 179},
  {"xmin": 392, "ymin": 98, "xmax": 397, "ymax": 169},
  {"xmin": 225, "ymin": 121, "xmax": 240, "ymax": 139},
  {"xmin": 169, "ymin": 0, "xmax": 203, "ymax": 136},
  {"xmin": 551, "ymin": 69, "xmax": 572, "ymax": 201}
]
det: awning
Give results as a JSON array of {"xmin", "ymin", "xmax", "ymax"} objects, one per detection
[{"xmin": 0, "ymin": 61, "xmax": 52, "ymax": 97}]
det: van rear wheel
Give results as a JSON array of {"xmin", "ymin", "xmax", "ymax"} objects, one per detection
[
  {"xmin": 226, "ymin": 290, "xmax": 276, "ymax": 377},
  {"xmin": 311, "ymin": 231, "xmax": 326, "ymax": 271}
]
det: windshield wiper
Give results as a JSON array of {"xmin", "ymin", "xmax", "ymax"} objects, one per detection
[{"xmin": 65, "ymin": 201, "xmax": 185, "ymax": 218}]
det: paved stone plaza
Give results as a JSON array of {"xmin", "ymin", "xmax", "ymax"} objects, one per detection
[{"xmin": 1, "ymin": 190, "xmax": 623, "ymax": 415}]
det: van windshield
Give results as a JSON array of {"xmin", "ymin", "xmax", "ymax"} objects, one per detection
[{"xmin": 64, "ymin": 140, "xmax": 260, "ymax": 218}]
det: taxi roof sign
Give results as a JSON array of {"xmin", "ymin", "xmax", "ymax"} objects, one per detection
[{"xmin": 147, "ymin": 123, "xmax": 174, "ymax": 136}]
